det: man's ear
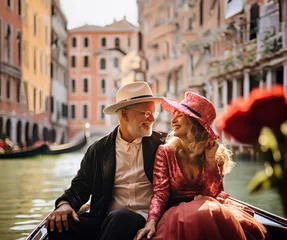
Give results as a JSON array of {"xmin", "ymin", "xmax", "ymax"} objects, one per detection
[{"xmin": 122, "ymin": 108, "xmax": 128, "ymax": 121}]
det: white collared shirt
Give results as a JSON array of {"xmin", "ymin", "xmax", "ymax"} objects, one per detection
[{"xmin": 108, "ymin": 128, "xmax": 153, "ymax": 219}]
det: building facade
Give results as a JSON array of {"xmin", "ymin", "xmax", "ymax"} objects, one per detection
[
  {"xmin": 139, "ymin": 0, "xmax": 287, "ymax": 150},
  {"xmin": 21, "ymin": 0, "xmax": 53, "ymax": 145},
  {"xmin": 0, "ymin": 0, "xmax": 26, "ymax": 144},
  {"xmin": 51, "ymin": 0, "xmax": 68, "ymax": 143},
  {"xmin": 67, "ymin": 18, "xmax": 137, "ymax": 138}
]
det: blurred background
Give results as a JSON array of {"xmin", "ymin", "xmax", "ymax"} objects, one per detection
[{"xmin": 0, "ymin": 0, "xmax": 286, "ymax": 239}]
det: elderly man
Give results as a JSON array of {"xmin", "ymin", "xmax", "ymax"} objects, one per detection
[{"xmin": 46, "ymin": 82, "xmax": 165, "ymax": 240}]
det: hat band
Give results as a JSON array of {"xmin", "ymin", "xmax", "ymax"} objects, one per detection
[
  {"xmin": 118, "ymin": 94, "xmax": 154, "ymax": 103},
  {"xmin": 181, "ymin": 103, "xmax": 201, "ymax": 118}
]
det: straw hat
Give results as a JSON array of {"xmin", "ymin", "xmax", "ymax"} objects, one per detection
[
  {"xmin": 162, "ymin": 92, "xmax": 219, "ymax": 139},
  {"xmin": 103, "ymin": 82, "xmax": 162, "ymax": 115}
]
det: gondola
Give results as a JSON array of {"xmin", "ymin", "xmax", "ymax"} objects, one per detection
[
  {"xmin": 26, "ymin": 198, "xmax": 287, "ymax": 240},
  {"xmin": 0, "ymin": 132, "xmax": 88, "ymax": 159}
]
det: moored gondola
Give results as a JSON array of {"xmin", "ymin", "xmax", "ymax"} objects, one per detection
[{"xmin": 0, "ymin": 132, "xmax": 88, "ymax": 159}]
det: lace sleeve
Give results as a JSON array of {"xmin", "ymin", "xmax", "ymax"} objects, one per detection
[
  {"xmin": 147, "ymin": 145, "xmax": 170, "ymax": 224},
  {"xmin": 201, "ymin": 160, "xmax": 224, "ymax": 198}
]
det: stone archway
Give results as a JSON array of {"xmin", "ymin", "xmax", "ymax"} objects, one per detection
[
  {"xmin": 25, "ymin": 122, "xmax": 31, "ymax": 147},
  {"xmin": 43, "ymin": 127, "xmax": 49, "ymax": 141},
  {"xmin": 32, "ymin": 124, "xmax": 39, "ymax": 143},
  {"xmin": 6, "ymin": 119, "xmax": 11, "ymax": 138},
  {"xmin": 16, "ymin": 120, "xmax": 22, "ymax": 144},
  {"xmin": 60, "ymin": 131, "xmax": 65, "ymax": 144},
  {"xmin": 51, "ymin": 128, "xmax": 56, "ymax": 143}
]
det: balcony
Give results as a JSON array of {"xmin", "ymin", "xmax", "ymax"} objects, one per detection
[
  {"xmin": 257, "ymin": 22, "xmax": 286, "ymax": 59},
  {"xmin": 145, "ymin": 22, "xmax": 178, "ymax": 44},
  {"xmin": 0, "ymin": 61, "xmax": 21, "ymax": 79}
]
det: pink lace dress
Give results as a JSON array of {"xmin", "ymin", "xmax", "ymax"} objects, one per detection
[{"xmin": 146, "ymin": 145, "xmax": 268, "ymax": 240}]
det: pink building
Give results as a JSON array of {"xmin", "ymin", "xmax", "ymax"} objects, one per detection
[
  {"xmin": 0, "ymin": 0, "xmax": 27, "ymax": 144},
  {"xmin": 67, "ymin": 18, "xmax": 138, "ymax": 138}
]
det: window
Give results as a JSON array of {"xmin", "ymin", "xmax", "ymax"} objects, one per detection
[
  {"xmin": 7, "ymin": 0, "xmax": 11, "ymax": 8},
  {"xmin": 72, "ymin": 37, "xmax": 77, "ymax": 47},
  {"xmin": 39, "ymin": 90, "xmax": 42, "ymax": 110},
  {"xmin": 71, "ymin": 56, "xmax": 76, "ymax": 67},
  {"xmin": 45, "ymin": 26, "xmax": 48, "ymax": 43},
  {"xmin": 17, "ymin": 31, "xmax": 21, "ymax": 66},
  {"xmin": 5, "ymin": 25, "xmax": 11, "ymax": 63},
  {"xmin": 50, "ymin": 96, "xmax": 54, "ymax": 113},
  {"xmin": 18, "ymin": 0, "xmax": 21, "ymax": 15},
  {"xmin": 100, "ymin": 58, "xmax": 106, "ymax": 69},
  {"xmin": 34, "ymin": 48, "xmax": 37, "ymax": 73},
  {"xmin": 52, "ymin": 4, "xmax": 55, "ymax": 16},
  {"xmin": 128, "ymin": 36, "xmax": 131, "ymax": 47},
  {"xmin": 51, "ymin": 62, "xmax": 54, "ymax": 78},
  {"xmin": 200, "ymin": 0, "xmax": 204, "ymax": 26},
  {"xmin": 33, "ymin": 87, "xmax": 36, "ymax": 111},
  {"xmin": 71, "ymin": 105, "xmax": 76, "ymax": 119},
  {"xmin": 84, "ymin": 37, "xmax": 89, "ymax": 47},
  {"xmin": 83, "ymin": 105, "xmax": 88, "ymax": 119},
  {"xmin": 83, "ymin": 78, "xmax": 88, "ymax": 93},
  {"xmin": 16, "ymin": 82, "xmax": 20, "ymax": 103},
  {"xmin": 115, "ymin": 38, "xmax": 120, "ymax": 48},
  {"xmin": 101, "ymin": 37, "xmax": 106, "ymax": 47},
  {"xmin": 34, "ymin": 13, "xmax": 37, "ymax": 36},
  {"xmin": 114, "ymin": 57, "xmax": 119, "ymax": 68},
  {"xmin": 71, "ymin": 79, "xmax": 76, "ymax": 93},
  {"xmin": 100, "ymin": 105, "xmax": 105, "ymax": 119},
  {"xmin": 188, "ymin": 18, "xmax": 193, "ymax": 30},
  {"xmin": 40, "ymin": 52, "xmax": 43, "ymax": 73},
  {"xmin": 101, "ymin": 79, "xmax": 106, "ymax": 93},
  {"xmin": 6, "ymin": 80, "xmax": 10, "ymax": 99},
  {"xmin": 83, "ymin": 56, "xmax": 89, "ymax": 67}
]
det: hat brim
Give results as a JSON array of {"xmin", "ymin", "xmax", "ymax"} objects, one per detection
[
  {"xmin": 162, "ymin": 98, "xmax": 219, "ymax": 139},
  {"xmin": 104, "ymin": 97, "xmax": 163, "ymax": 115}
]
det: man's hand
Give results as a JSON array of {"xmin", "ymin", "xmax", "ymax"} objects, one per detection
[
  {"xmin": 45, "ymin": 202, "xmax": 79, "ymax": 233},
  {"xmin": 134, "ymin": 219, "xmax": 156, "ymax": 240}
]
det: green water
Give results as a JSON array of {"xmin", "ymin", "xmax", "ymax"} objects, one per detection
[{"xmin": 0, "ymin": 154, "xmax": 285, "ymax": 240}]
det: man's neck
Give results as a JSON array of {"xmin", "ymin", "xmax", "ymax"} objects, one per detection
[{"xmin": 118, "ymin": 127, "xmax": 136, "ymax": 143}]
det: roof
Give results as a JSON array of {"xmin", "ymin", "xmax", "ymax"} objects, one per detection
[{"xmin": 69, "ymin": 17, "xmax": 137, "ymax": 33}]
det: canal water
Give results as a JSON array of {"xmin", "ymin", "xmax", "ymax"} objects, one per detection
[{"xmin": 0, "ymin": 151, "xmax": 285, "ymax": 240}]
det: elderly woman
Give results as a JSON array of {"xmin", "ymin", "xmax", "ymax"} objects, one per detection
[{"xmin": 135, "ymin": 92, "xmax": 268, "ymax": 240}]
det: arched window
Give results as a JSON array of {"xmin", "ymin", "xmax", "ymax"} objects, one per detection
[
  {"xmin": 100, "ymin": 58, "xmax": 106, "ymax": 69},
  {"xmin": 83, "ymin": 78, "xmax": 89, "ymax": 93},
  {"xmin": 101, "ymin": 79, "xmax": 106, "ymax": 93},
  {"xmin": 114, "ymin": 57, "xmax": 119, "ymax": 68},
  {"xmin": 101, "ymin": 37, "xmax": 106, "ymax": 47},
  {"xmin": 71, "ymin": 79, "xmax": 76, "ymax": 92},
  {"xmin": 115, "ymin": 38, "xmax": 120, "ymax": 48}
]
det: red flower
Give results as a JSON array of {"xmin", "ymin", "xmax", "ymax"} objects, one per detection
[{"xmin": 216, "ymin": 85, "xmax": 287, "ymax": 144}]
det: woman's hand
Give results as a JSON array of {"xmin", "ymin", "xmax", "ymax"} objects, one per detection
[
  {"xmin": 134, "ymin": 219, "xmax": 156, "ymax": 240},
  {"xmin": 205, "ymin": 141, "xmax": 219, "ymax": 163}
]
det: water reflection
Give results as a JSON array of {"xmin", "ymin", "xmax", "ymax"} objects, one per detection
[
  {"xmin": 0, "ymin": 153, "xmax": 83, "ymax": 240},
  {"xmin": 0, "ymin": 153, "xmax": 285, "ymax": 239}
]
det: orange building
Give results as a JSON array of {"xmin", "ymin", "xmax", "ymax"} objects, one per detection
[
  {"xmin": 0, "ymin": 0, "xmax": 27, "ymax": 144},
  {"xmin": 67, "ymin": 18, "xmax": 137, "ymax": 138},
  {"xmin": 21, "ymin": 0, "xmax": 52, "ymax": 144}
]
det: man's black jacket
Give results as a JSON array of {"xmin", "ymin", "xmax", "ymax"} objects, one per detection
[{"xmin": 55, "ymin": 126, "xmax": 166, "ymax": 218}]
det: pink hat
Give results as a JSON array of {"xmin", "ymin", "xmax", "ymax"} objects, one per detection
[{"xmin": 162, "ymin": 92, "xmax": 219, "ymax": 139}]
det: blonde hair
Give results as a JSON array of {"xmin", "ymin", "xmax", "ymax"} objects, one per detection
[{"xmin": 166, "ymin": 116, "xmax": 235, "ymax": 175}]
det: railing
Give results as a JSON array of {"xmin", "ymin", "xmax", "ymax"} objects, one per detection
[{"xmin": 257, "ymin": 22, "xmax": 286, "ymax": 58}]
